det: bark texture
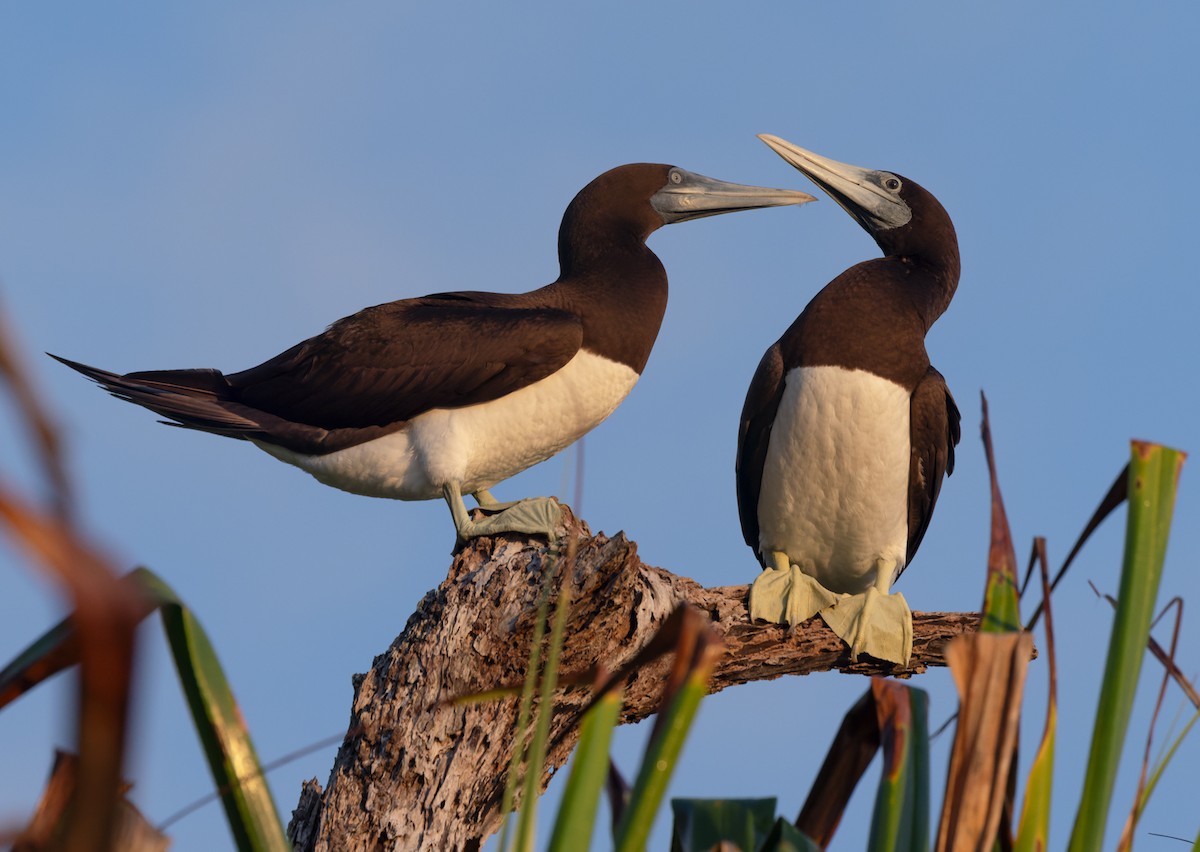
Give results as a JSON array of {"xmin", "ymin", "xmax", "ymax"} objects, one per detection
[{"xmin": 287, "ymin": 508, "xmax": 979, "ymax": 851}]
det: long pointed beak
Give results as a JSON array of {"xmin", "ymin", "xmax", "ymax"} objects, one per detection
[
  {"xmin": 757, "ymin": 134, "xmax": 911, "ymax": 233},
  {"xmin": 651, "ymin": 168, "xmax": 815, "ymax": 225}
]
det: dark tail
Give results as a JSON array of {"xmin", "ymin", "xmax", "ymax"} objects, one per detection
[{"xmin": 49, "ymin": 354, "xmax": 260, "ymax": 439}]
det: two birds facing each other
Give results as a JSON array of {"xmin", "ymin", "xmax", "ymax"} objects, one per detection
[{"xmin": 55, "ymin": 133, "xmax": 961, "ymax": 668}]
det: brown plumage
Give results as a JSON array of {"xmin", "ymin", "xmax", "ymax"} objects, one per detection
[
  {"xmin": 739, "ymin": 140, "xmax": 961, "ymax": 582},
  {"xmin": 55, "ymin": 163, "xmax": 811, "ymax": 526}
]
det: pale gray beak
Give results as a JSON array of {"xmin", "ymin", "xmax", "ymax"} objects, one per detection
[
  {"xmin": 651, "ymin": 168, "xmax": 815, "ymax": 225},
  {"xmin": 758, "ymin": 134, "xmax": 912, "ymax": 233}
]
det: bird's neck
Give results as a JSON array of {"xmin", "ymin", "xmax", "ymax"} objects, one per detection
[
  {"xmin": 558, "ymin": 213, "xmax": 656, "ymax": 274},
  {"xmin": 551, "ymin": 239, "xmax": 668, "ymax": 373},
  {"xmin": 905, "ymin": 248, "xmax": 959, "ymax": 332}
]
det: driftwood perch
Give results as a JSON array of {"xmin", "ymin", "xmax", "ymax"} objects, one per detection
[{"xmin": 287, "ymin": 507, "xmax": 980, "ymax": 851}]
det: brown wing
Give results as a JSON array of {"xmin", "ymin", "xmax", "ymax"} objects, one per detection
[
  {"xmin": 735, "ymin": 342, "xmax": 787, "ymax": 565},
  {"xmin": 58, "ymin": 292, "xmax": 584, "ymax": 455},
  {"xmin": 228, "ymin": 295, "xmax": 582, "ymax": 428},
  {"xmin": 905, "ymin": 366, "xmax": 961, "ymax": 569}
]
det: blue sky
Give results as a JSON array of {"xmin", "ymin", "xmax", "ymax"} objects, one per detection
[{"xmin": 3, "ymin": 3, "xmax": 1199, "ymax": 849}]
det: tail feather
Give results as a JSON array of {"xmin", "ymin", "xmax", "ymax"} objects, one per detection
[{"xmin": 49, "ymin": 354, "xmax": 261, "ymax": 439}]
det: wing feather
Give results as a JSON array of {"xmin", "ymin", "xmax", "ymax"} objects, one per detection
[
  {"xmin": 735, "ymin": 343, "xmax": 787, "ymax": 564},
  {"xmin": 57, "ymin": 293, "xmax": 584, "ymax": 455},
  {"xmin": 228, "ymin": 296, "xmax": 583, "ymax": 428},
  {"xmin": 905, "ymin": 366, "xmax": 961, "ymax": 568}
]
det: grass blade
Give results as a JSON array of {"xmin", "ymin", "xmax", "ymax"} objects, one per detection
[
  {"xmin": 0, "ymin": 567, "xmax": 285, "ymax": 849},
  {"xmin": 795, "ymin": 687, "xmax": 880, "ymax": 845},
  {"xmin": 497, "ymin": 548, "xmax": 557, "ymax": 852},
  {"xmin": 762, "ymin": 817, "xmax": 823, "ymax": 852},
  {"xmin": 547, "ymin": 685, "xmax": 624, "ymax": 852},
  {"xmin": 936, "ymin": 631, "xmax": 1034, "ymax": 851},
  {"xmin": 613, "ymin": 671, "xmax": 706, "ymax": 852},
  {"xmin": 0, "ymin": 486, "xmax": 143, "ymax": 852},
  {"xmin": 1015, "ymin": 538, "xmax": 1057, "ymax": 852},
  {"xmin": 1116, "ymin": 597, "xmax": 1192, "ymax": 851},
  {"xmin": 979, "ymin": 393, "xmax": 1020, "ymax": 633},
  {"xmin": 1129, "ymin": 707, "xmax": 1200, "ymax": 843},
  {"xmin": 0, "ymin": 616, "xmax": 83, "ymax": 710},
  {"xmin": 0, "ymin": 572, "xmax": 161, "ymax": 711},
  {"xmin": 515, "ymin": 549, "xmax": 572, "ymax": 852},
  {"xmin": 868, "ymin": 679, "xmax": 930, "ymax": 852},
  {"xmin": 0, "ymin": 566, "xmax": 285, "ymax": 852},
  {"xmin": 134, "ymin": 568, "xmax": 288, "ymax": 852},
  {"xmin": 668, "ymin": 798, "xmax": 776, "ymax": 852},
  {"xmin": 614, "ymin": 627, "xmax": 723, "ymax": 852},
  {"xmin": 1067, "ymin": 443, "xmax": 1185, "ymax": 852}
]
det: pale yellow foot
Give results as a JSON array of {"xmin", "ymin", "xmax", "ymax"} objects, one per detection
[
  {"xmin": 820, "ymin": 587, "xmax": 913, "ymax": 666},
  {"xmin": 444, "ymin": 482, "xmax": 560, "ymax": 552},
  {"xmin": 749, "ymin": 551, "xmax": 841, "ymax": 629}
]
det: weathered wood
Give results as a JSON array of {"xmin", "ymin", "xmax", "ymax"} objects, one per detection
[{"xmin": 287, "ymin": 508, "xmax": 980, "ymax": 851}]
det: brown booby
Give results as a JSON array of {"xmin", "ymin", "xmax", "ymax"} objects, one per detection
[
  {"xmin": 55, "ymin": 164, "xmax": 813, "ymax": 548},
  {"xmin": 737, "ymin": 136, "xmax": 961, "ymax": 666}
]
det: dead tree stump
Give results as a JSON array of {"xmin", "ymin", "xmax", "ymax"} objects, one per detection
[{"xmin": 287, "ymin": 507, "xmax": 978, "ymax": 851}]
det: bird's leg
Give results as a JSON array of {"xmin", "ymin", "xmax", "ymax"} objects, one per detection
[
  {"xmin": 444, "ymin": 482, "xmax": 561, "ymax": 551},
  {"xmin": 820, "ymin": 559, "xmax": 912, "ymax": 667},
  {"xmin": 472, "ymin": 489, "xmax": 519, "ymax": 512},
  {"xmin": 749, "ymin": 550, "xmax": 840, "ymax": 630}
]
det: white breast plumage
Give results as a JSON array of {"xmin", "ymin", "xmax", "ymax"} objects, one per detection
[
  {"xmin": 254, "ymin": 350, "xmax": 639, "ymax": 500},
  {"xmin": 757, "ymin": 364, "xmax": 911, "ymax": 593}
]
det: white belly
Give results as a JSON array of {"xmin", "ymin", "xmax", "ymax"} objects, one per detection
[
  {"xmin": 757, "ymin": 365, "xmax": 910, "ymax": 593},
  {"xmin": 255, "ymin": 350, "xmax": 639, "ymax": 500}
]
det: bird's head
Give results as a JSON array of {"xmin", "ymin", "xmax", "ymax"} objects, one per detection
[
  {"xmin": 757, "ymin": 134, "xmax": 957, "ymax": 267},
  {"xmin": 559, "ymin": 163, "xmax": 814, "ymax": 262}
]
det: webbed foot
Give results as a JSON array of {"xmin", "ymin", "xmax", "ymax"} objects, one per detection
[
  {"xmin": 445, "ymin": 483, "xmax": 561, "ymax": 551},
  {"xmin": 749, "ymin": 551, "xmax": 841, "ymax": 629},
  {"xmin": 821, "ymin": 586, "xmax": 912, "ymax": 666}
]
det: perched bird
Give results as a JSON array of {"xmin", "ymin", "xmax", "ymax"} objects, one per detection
[
  {"xmin": 57, "ymin": 163, "xmax": 813, "ymax": 548},
  {"xmin": 737, "ymin": 135, "xmax": 961, "ymax": 666}
]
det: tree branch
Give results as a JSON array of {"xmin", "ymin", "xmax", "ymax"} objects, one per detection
[{"xmin": 287, "ymin": 507, "xmax": 979, "ymax": 851}]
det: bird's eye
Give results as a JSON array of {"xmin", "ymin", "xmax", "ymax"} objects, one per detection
[
  {"xmin": 884, "ymin": 176, "xmax": 902, "ymax": 192},
  {"xmin": 670, "ymin": 170, "xmax": 683, "ymax": 184}
]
